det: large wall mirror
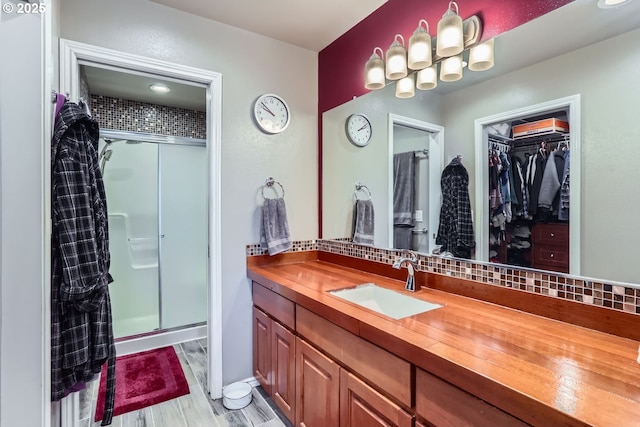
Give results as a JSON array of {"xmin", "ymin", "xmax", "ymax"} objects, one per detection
[{"xmin": 322, "ymin": 1, "xmax": 640, "ymax": 286}]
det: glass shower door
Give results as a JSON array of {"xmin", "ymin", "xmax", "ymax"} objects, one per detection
[
  {"xmin": 158, "ymin": 143, "xmax": 208, "ymax": 329},
  {"xmin": 100, "ymin": 138, "xmax": 160, "ymax": 338}
]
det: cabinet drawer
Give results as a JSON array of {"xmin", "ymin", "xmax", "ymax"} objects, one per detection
[
  {"xmin": 296, "ymin": 306, "xmax": 411, "ymax": 407},
  {"xmin": 340, "ymin": 370, "xmax": 413, "ymax": 427},
  {"xmin": 532, "ymin": 223, "xmax": 569, "ymax": 247},
  {"xmin": 252, "ymin": 281, "xmax": 295, "ymax": 330},
  {"xmin": 532, "ymin": 246, "xmax": 569, "ymax": 271},
  {"xmin": 416, "ymin": 368, "xmax": 529, "ymax": 427}
]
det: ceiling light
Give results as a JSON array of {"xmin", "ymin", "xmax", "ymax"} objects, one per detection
[
  {"xmin": 597, "ymin": 0, "xmax": 632, "ymax": 8},
  {"xmin": 363, "ymin": 2, "xmax": 493, "ymax": 97},
  {"xmin": 149, "ymin": 83, "xmax": 171, "ymax": 94}
]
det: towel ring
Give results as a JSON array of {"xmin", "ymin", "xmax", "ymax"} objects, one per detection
[
  {"xmin": 262, "ymin": 177, "xmax": 285, "ymax": 199},
  {"xmin": 354, "ymin": 182, "xmax": 372, "ymax": 200}
]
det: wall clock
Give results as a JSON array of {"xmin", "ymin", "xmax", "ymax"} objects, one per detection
[
  {"xmin": 345, "ymin": 113, "xmax": 372, "ymax": 147},
  {"xmin": 253, "ymin": 93, "xmax": 291, "ymax": 134}
]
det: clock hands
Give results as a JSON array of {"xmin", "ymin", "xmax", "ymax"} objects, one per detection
[
  {"xmin": 357, "ymin": 123, "xmax": 370, "ymax": 131},
  {"xmin": 260, "ymin": 102, "xmax": 275, "ymax": 116}
]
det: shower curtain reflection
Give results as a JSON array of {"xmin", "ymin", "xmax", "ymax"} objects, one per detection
[{"xmin": 98, "ymin": 133, "xmax": 207, "ymax": 339}]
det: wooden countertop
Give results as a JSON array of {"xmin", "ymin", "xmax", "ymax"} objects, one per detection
[{"xmin": 247, "ymin": 252, "xmax": 640, "ymax": 427}]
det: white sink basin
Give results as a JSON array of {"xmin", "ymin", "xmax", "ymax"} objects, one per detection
[{"xmin": 328, "ymin": 283, "xmax": 442, "ymax": 320}]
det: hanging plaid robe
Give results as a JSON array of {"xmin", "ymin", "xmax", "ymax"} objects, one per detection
[{"xmin": 51, "ymin": 101, "xmax": 116, "ymax": 425}]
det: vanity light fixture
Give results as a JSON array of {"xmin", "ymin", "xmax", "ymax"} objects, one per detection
[
  {"xmin": 396, "ymin": 74, "xmax": 416, "ymax": 98},
  {"xmin": 363, "ymin": 0, "xmax": 495, "ymax": 98},
  {"xmin": 386, "ymin": 34, "xmax": 408, "ymax": 80},
  {"xmin": 149, "ymin": 83, "xmax": 171, "ymax": 94},
  {"xmin": 436, "ymin": 1, "xmax": 464, "ymax": 57},
  {"xmin": 468, "ymin": 38, "xmax": 495, "ymax": 71},
  {"xmin": 408, "ymin": 20, "xmax": 433, "ymax": 70},
  {"xmin": 440, "ymin": 54, "xmax": 463, "ymax": 82},
  {"xmin": 364, "ymin": 47, "xmax": 386, "ymax": 90}
]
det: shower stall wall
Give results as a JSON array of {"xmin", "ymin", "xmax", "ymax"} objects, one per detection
[{"xmin": 99, "ymin": 131, "xmax": 207, "ymax": 339}]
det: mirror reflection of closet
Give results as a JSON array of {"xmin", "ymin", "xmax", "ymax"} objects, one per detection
[{"xmin": 485, "ymin": 108, "xmax": 571, "ymax": 273}]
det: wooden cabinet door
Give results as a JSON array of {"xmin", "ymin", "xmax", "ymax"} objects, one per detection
[
  {"xmin": 340, "ymin": 369, "xmax": 413, "ymax": 427},
  {"xmin": 272, "ymin": 320, "xmax": 296, "ymax": 423},
  {"xmin": 295, "ymin": 338, "xmax": 340, "ymax": 427},
  {"xmin": 253, "ymin": 307, "xmax": 271, "ymax": 394}
]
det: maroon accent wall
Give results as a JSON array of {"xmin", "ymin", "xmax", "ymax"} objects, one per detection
[{"xmin": 318, "ymin": 0, "xmax": 574, "ymax": 114}]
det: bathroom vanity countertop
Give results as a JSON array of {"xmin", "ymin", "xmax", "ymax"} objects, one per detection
[{"xmin": 247, "ymin": 252, "xmax": 640, "ymax": 427}]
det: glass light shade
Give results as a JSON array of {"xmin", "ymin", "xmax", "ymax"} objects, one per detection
[
  {"xmin": 408, "ymin": 20, "xmax": 432, "ymax": 70},
  {"xmin": 416, "ymin": 65, "xmax": 438, "ymax": 90},
  {"xmin": 468, "ymin": 38, "xmax": 495, "ymax": 71},
  {"xmin": 395, "ymin": 75, "xmax": 415, "ymax": 99},
  {"xmin": 436, "ymin": 2, "xmax": 464, "ymax": 58},
  {"xmin": 440, "ymin": 54, "xmax": 463, "ymax": 82},
  {"xmin": 386, "ymin": 35, "xmax": 407, "ymax": 80},
  {"xmin": 364, "ymin": 48, "xmax": 386, "ymax": 90}
]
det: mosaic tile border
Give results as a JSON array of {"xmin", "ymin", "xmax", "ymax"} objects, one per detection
[
  {"xmin": 246, "ymin": 240, "xmax": 319, "ymax": 256},
  {"xmin": 247, "ymin": 238, "xmax": 640, "ymax": 316},
  {"xmin": 90, "ymin": 95, "xmax": 206, "ymax": 139}
]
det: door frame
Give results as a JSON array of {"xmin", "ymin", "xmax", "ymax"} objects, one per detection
[
  {"xmin": 387, "ymin": 114, "xmax": 444, "ymax": 253},
  {"xmin": 58, "ymin": 40, "xmax": 223, "ymax": 399},
  {"xmin": 473, "ymin": 94, "xmax": 581, "ymax": 275}
]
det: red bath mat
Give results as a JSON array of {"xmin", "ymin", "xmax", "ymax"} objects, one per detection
[{"xmin": 95, "ymin": 346, "xmax": 189, "ymax": 421}]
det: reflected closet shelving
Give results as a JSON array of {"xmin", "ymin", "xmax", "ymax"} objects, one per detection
[{"xmin": 487, "ymin": 112, "xmax": 570, "ymax": 273}]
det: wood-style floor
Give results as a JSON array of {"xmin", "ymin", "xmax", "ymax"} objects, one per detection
[{"xmin": 79, "ymin": 339, "xmax": 291, "ymax": 427}]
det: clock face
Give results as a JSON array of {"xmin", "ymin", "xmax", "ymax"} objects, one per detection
[
  {"xmin": 346, "ymin": 114, "xmax": 372, "ymax": 147},
  {"xmin": 253, "ymin": 94, "xmax": 290, "ymax": 134}
]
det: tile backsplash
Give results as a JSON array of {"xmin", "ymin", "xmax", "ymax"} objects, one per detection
[
  {"xmin": 247, "ymin": 239, "xmax": 640, "ymax": 315},
  {"xmin": 90, "ymin": 94, "xmax": 206, "ymax": 139}
]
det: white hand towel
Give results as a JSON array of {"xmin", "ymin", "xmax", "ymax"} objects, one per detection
[{"xmin": 260, "ymin": 197, "xmax": 292, "ymax": 255}]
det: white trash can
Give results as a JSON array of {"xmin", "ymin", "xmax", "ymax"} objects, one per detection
[{"xmin": 222, "ymin": 382, "xmax": 253, "ymax": 410}]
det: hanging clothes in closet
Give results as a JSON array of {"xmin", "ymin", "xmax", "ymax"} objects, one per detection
[
  {"xmin": 51, "ymin": 97, "xmax": 116, "ymax": 426},
  {"xmin": 436, "ymin": 156, "xmax": 475, "ymax": 258}
]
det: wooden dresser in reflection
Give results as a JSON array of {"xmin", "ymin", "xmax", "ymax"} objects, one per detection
[{"xmin": 531, "ymin": 223, "xmax": 569, "ymax": 273}]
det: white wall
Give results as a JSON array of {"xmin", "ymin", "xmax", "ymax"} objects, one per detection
[
  {"xmin": 59, "ymin": 0, "xmax": 318, "ymax": 384},
  {"xmin": 441, "ymin": 28, "xmax": 640, "ymax": 283},
  {"xmin": 322, "ymin": 86, "xmax": 442, "ymax": 247},
  {"xmin": 0, "ymin": 7, "xmax": 51, "ymax": 427}
]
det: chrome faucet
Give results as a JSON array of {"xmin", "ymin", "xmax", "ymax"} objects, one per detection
[{"xmin": 392, "ymin": 250, "xmax": 419, "ymax": 292}]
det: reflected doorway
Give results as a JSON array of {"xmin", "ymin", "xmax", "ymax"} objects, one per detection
[{"xmin": 388, "ymin": 114, "xmax": 444, "ymax": 254}]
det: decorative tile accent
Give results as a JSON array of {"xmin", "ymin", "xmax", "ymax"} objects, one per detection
[
  {"xmin": 246, "ymin": 238, "xmax": 640, "ymax": 316},
  {"xmin": 90, "ymin": 95, "xmax": 206, "ymax": 139},
  {"xmin": 314, "ymin": 239, "xmax": 640, "ymax": 316},
  {"xmin": 246, "ymin": 240, "xmax": 319, "ymax": 256}
]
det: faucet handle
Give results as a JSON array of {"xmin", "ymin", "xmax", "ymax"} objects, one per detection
[{"xmin": 400, "ymin": 249, "xmax": 418, "ymax": 262}]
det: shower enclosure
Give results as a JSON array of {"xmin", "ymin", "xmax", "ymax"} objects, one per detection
[{"xmin": 99, "ymin": 131, "xmax": 207, "ymax": 339}]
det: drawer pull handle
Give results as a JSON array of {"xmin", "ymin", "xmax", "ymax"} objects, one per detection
[
  {"xmin": 550, "ymin": 253, "xmax": 554, "ymax": 258},
  {"xmin": 550, "ymin": 233, "xmax": 555, "ymax": 237}
]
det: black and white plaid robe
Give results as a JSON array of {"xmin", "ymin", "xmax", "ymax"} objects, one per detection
[
  {"xmin": 51, "ymin": 101, "xmax": 115, "ymax": 425},
  {"xmin": 436, "ymin": 157, "xmax": 476, "ymax": 258}
]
